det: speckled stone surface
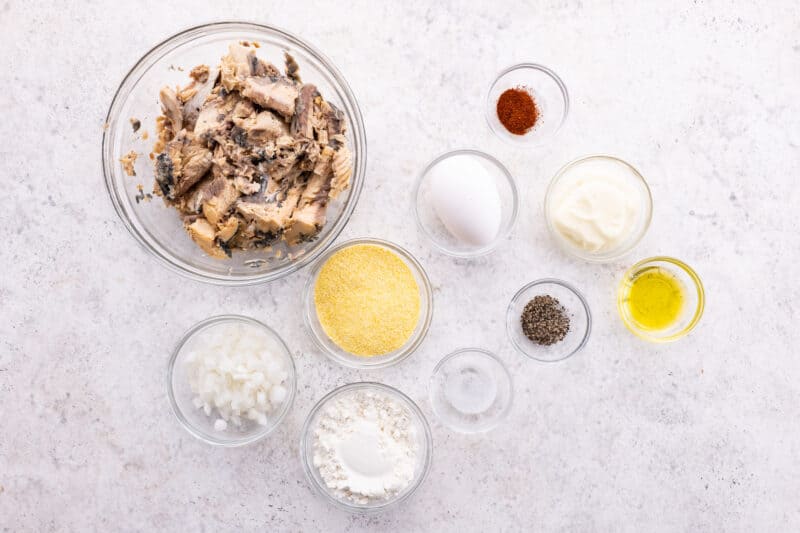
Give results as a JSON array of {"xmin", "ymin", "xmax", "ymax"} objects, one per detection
[{"xmin": 2, "ymin": 1, "xmax": 800, "ymax": 531}]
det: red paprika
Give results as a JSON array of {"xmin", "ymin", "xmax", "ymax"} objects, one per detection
[{"xmin": 496, "ymin": 87, "xmax": 539, "ymax": 135}]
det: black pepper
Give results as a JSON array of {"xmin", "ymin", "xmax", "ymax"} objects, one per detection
[{"xmin": 520, "ymin": 295, "xmax": 570, "ymax": 345}]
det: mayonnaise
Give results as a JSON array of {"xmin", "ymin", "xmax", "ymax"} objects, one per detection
[{"xmin": 548, "ymin": 157, "xmax": 644, "ymax": 254}]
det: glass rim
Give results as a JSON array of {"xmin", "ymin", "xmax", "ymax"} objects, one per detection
[
  {"xmin": 299, "ymin": 381, "xmax": 433, "ymax": 513},
  {"xmin": 102, "ymin": 21, "xmax": 367, "ymax": 285},
  {"xmin": 166, "ymin": 314, "xmax": 297, "ymax": 446}
]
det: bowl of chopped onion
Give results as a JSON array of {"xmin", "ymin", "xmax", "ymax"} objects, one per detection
[{"xmin": 167, "ymin": 314, "xmax": 296, "ymax": 446}]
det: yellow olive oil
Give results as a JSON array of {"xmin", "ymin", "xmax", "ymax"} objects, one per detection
[{"xmin": 625, "ymin": 266, "xmax": 684, "ymax": 330}]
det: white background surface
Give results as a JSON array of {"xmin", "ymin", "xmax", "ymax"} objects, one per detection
[{"xmin": 2, "ymin": 1, "xmax": 799, "ymax": 531}]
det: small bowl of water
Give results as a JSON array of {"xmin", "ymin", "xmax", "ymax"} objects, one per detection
[{"xmin": 428, "ymin": 348, "xmax": 513, "ymax": 433}]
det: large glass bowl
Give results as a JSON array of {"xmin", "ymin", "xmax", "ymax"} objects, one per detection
[{"xmin": 102, "ymin": 22, "xmax": 366, "ymax": 285}]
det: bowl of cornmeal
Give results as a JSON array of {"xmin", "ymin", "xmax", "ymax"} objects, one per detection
[{"xmin": 302, "ymin": 238, "xmax": 433, "ymax": 368}]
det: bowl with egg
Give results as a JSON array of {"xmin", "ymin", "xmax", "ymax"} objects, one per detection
[{"xmin": 413, "ymin": 149, "xmax": 519, "ymax": 257}]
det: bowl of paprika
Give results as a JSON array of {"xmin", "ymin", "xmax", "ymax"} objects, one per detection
[{"xmin": 486, "ymin": 63, "xmax": 569, "ymax": 146}]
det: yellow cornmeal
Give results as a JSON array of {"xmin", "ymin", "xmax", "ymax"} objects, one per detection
[
  {"xmin": 624, "ymin": 266, "xmax": 685, "ymax": 330},
  {"xmin": 314, "ymin": 244, "xmax": 421, "ymax": 356}
]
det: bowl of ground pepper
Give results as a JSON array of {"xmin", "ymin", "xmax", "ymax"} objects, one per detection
[
  {"xmin": 303, "ymin": 238, "xmax": 434, "ymax": 369},
  {"xmin": 486, "ymin": 63, "xmax": 569, "ymax": 146},
  {"xmin": 506, "ymin": 278, "xmax": 591, "ymax": 362}
]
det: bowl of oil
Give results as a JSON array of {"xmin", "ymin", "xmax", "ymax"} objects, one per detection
[{"xmin": 617, "ymin": 256, "xmax": 705, "ymax": 342}]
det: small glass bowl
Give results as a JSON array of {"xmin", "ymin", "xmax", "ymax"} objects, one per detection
[
  {"xmin": 429, "ymin": 348, "xmax": 513, "ymax": 433},
  {"xmin": 544, "ymin": 155, "xmax": 653, "ymax": 263},
  {"xmin": 507, "ymin": 279, "xmax": 591, "ymax": 362},
  {"xmin": 617, "ymin": 256, "xmax": 705, "ymax": 342},
  {"xmin": 167, "ymin": 315, "xmax": 296, "ymax": 446},
  {"xmin": 485, "ymin": 63, "xmax": 569, "ymax": 146},
  {"xmin": 303, "ymin": 238, "xmax": 434, "ymax": 369},
  {"xmin": 413, "ymin": 150, "xmax": 519, "ymax": 257},
  {"xmin": 300, "ymin": 382, "xmax": 433, "ymax": 514},
  {"xmin": 103, "ymin": 22, "xmax": 366, "ymax": 285}
]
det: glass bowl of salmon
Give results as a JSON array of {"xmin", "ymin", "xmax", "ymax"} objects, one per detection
[{"xmin": 102, "ymin": 22, "xmax": 366, "ymax": 285}]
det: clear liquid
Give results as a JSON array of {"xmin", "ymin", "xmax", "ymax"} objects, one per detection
[{"xmin": 444, "ymin": 366, "xmax": 497, "ymax": 414}]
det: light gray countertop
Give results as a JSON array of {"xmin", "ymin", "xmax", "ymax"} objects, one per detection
[{"xmin": 2, "ymin": 1, "xmax": 799, "ymax": 531}]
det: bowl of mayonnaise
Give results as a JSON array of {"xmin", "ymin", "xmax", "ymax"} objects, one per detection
[{"xmin": 544, "ymin": 155, "xmax": 653, "ymax": 263}]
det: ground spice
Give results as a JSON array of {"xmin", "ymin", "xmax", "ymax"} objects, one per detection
[
  {"xmin": 496, "ymin": 87, "xmax": 539, "ymax": 135},
  {"xmin": 520, "ymin": 295, "xmax": 570, "ymax": 345},
  {"xmin": 314, "ymin": 244, "xmax": 421, "ymax": 356}
]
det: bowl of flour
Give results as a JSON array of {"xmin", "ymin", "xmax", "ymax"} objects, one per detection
[{"xmin": 300, "ymin": 382, "xmax": 433, "ymax": 513}]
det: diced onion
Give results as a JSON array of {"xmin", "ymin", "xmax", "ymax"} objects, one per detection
[{"xmin": 185, "ymin": 322, "xmax": 289, "ymax": 431}]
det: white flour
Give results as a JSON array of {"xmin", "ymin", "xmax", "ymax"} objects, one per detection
[{"xmin": 312, "ymin": 389, "xmax": 418, "ymax": 504}]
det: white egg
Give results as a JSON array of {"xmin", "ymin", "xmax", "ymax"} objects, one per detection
[{"xmin": 430, "ymin": 155, "xmax": 502, "ymax": 246}]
